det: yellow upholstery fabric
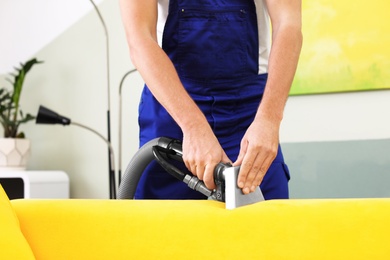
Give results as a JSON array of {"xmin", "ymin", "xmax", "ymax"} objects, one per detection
[
  {"xmin": 10, "ymin": 197, "xmax": 390, "ymax": 259},
  {"xmin": 0, "ymin": 185, "xmax": 35, "ymax": 260}
]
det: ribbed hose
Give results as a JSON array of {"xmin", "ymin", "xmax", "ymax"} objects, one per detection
[{"xmin": 117, "ymin": 138, "xmax": 160, "ymax": 199}]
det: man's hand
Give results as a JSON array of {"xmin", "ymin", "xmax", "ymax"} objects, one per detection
[
  {"xmin": 182, "ymin": 125, "xmax": 231, "ymax": 190},
  {"xmin": 234, "ymin": 116, "xmax": 279, "ymax": 194}
]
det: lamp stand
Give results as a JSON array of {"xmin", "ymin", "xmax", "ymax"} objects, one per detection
[{"xmin": 88, "ymin": 0, "xmax": 115, "ymax": 199}]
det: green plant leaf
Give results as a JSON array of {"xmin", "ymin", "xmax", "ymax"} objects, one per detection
[
  {"xmin": 1, "ymin": 57, "xmax": 43, "ymax": 138},
  {"xmin": 12, "ymin": 69, "xmax": 25, "ymax": 105},
  {"xmin": 12, "ymin": 58, "xmax": 43, "ymax": 106}
]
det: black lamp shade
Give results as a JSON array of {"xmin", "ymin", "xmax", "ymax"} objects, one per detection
[{"xmin": 36, "ymin": 105, "xmax": 71, "ymax": 125}]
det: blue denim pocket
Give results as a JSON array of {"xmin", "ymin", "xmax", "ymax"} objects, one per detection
[{"xmin": 177, "ymin": 8, "xmax": 254, "ymax": 81}]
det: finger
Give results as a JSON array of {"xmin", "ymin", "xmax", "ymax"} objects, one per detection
[
  {"xmin": 248, "ymin": 164, "xmax": 267, "ymax": 193},
  {"xmin": 203, "ymin": 163, "xmax": 216, "ymax": 190},
  {"xmin": 246, "ymin": 149, "xmax": 278, "ymax": 193},
  {"xmin": 249, "ymin": 155, "xmax": 274, "ymax": 191},
  {"xmin": 196, "ymin": 164, "xmax": 205, "ymax": 181},
  {"xmin": 233, "ymin": 152, "xmax": 244, "ymax": 167},
  {"xmin": 233, "ymin": 141, "xmax": 248, "ymax": 188},
  {"xmin": 236, "ymin": 150, "xmax": 257, "ymax": 190},
  {"xmin": 186, "ymin": 159, "xmax": 196, "ymax": 176},
  {"xmin": 233, "ymin": 139, "xmax": 248, "ymax": 167},
  {"xmin": 183, "ymin": 153, "xmax": 192, "ymax": 174},
  {"xmin": 242, "ymin": 155, "xmax": 263, "ymax": 194}
]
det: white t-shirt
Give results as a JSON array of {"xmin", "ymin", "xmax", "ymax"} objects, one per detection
[{"xmin": 157, "ymin": 0, "xmax": 271, "ymax": 74}]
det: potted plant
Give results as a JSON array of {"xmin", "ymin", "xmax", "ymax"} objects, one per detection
[{"xmin": 0, "ymin": 58, "xmax": 43, "ymax": 170}]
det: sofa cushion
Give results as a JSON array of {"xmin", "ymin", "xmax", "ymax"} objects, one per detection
[{"xmin": 0, "ymin": 185, "xmax": 35, "ymax": 259}]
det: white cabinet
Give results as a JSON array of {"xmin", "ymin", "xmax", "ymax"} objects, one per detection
[{"xmin": 0, "ymin": 171, "xmax": 69, "ymax": 199}]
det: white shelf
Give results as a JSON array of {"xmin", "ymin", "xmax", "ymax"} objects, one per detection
[{"xmin": 0, "ymin": 170, "xmax": 69, "ymax": 199}]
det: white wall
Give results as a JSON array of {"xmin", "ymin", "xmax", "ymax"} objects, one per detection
[
  {"xmin": 1, "ymin": 0, "xmax": 389, "ymax": 199},
  {"xmin": 1, "ymin": 0, "xmax": 142, "ymax": 199},
  {"xmin": 0, "ymin": 0, "xmax": 104, "ymax": 74},
  {"xmin": 281, "ymin": 90, "xmax": 390, "ymax": 143}
]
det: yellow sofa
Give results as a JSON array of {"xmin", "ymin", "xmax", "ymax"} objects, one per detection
[{"xmin": 1, "ymin": 184, "xmax": 390, "ymax": 260}]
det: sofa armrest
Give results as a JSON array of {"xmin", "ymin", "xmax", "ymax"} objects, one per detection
[{"xmin": 0, "ymin": 185, "xmax": 35, "ymax": 259}]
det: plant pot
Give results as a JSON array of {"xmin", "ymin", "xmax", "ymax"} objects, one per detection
[{"xmin": 0, "ymin": 138, "xmax": 31, "ymax": 171}]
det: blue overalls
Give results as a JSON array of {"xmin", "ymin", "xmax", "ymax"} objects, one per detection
[{"xmin": 135, "ymin": 0, "xmax": 290, "ymax": 200}]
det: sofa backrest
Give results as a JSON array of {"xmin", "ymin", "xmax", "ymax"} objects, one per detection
[{"xmin": 9, "ymin": 194, "xmax": 390, "ymax": 259}]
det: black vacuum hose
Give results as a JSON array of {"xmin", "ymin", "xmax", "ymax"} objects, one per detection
[
  {"xmin": 117, "ymin": 137, "xmax": 186, "ymax": 199},
  {"xmin": 117, "ymin": 137, "xmax": 217, "ymax": 200},
  {"xmin": 117, "ymin": 138, "xmax": 160, "ymax": 199}
]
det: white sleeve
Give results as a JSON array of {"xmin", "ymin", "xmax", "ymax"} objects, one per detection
[
  {"xmin": 254, "ymin": 0, "xmax": 271, "ymax": 74},
  {"xmin": 157, "ymin": 0, "xmax": 170, "ymax": 47}
]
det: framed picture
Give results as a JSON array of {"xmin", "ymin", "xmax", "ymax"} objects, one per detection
[{"xmin": 290, "ymin": 0, "xmax": 390, "ymax": 95}]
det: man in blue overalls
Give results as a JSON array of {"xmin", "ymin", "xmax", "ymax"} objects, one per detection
[{"xmin": 119, "ymin": 0, "xmax": 302, "ymax": 200}]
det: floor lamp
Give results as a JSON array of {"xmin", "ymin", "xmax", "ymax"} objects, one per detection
[
  {"xmin": 118, "ymin": 69, "xmax": 137, "ymax": 185},
  {"xmin": 35, "ymin": 105, "xmax": 116, "ymax": 199},
  {"xmin": 88, "ymin": 0, "xmax": 115, "ymax": 198}
]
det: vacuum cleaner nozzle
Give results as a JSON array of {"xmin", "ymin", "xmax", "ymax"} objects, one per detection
[{"xmin": 223, "ymin": 166, "xmax": 264, "ymax": 209}]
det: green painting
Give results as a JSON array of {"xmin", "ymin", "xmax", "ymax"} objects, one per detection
[{"xmin": 290, "ymin": 0, "xmax": 390, "ymax": 95}]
